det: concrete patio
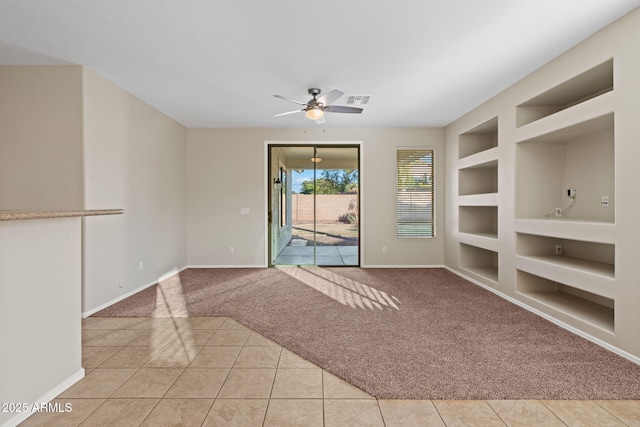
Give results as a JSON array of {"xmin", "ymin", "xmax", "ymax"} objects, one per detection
[{"xmin": 273, "ymin": 245, "xmax": 358, "ymax": 266}]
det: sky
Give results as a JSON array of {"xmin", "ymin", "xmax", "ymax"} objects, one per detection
[{"xmin": 292, "ymin": 169, "xmax": 314, "ymax": 193}]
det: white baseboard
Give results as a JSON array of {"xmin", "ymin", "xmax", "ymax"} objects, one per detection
[
  {"xmin": 361, "ymin": 264, "xmax": 445, "ymax": 268},
  {"xmin": 188, "ymin": 265, "xmax": 267, "ymax": 268},
  {"xmin": 1, "ymin": 368, "xmax": 85, "ymax": 427},
  {"xmin": 444, "ymin": 266, "xmax": 640, "ymax": 366},
  {"xmin": 82, "ymin": 266, "xmax": 189, "ymax": 317}
]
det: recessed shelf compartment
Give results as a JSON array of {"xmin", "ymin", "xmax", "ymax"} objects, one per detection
[
  {"xmin": 516, "ymin": 59, "xmax": 613, "ymax": 127},
  {"xmin": 516, "ymin": 232, "xmax": 614, "ymax": 297},
  {"xmin": 459, "ymin": 243, "xmax": 498, "ymax": 283},
  {"xmin": 459, "ymin": 117, "xmax": 498, "ymax": 159},
  {"xmin": 514, "ymin": 219, "xmax": 615, "ymax": 244},
  {"xmin": 516, "ymin": 115, "xmax": 614, "ymax": 223},
  {"xmin": 516, "ymin": 270, "xmax": 614, "ymax": 333},
  {"xmin": 459, "ymin": 159, "xmax": 497, "ymax": 196},
  {"xmin": 459, "ymin": 206, "xmax": 497, "ymax": 237}
]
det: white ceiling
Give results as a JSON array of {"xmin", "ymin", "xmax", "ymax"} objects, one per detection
[{"xmin": 0, "ymin": 1, "xmax": 638, "ymax": 128}]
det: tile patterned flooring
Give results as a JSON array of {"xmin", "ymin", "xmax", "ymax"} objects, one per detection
[
  {"xmin": 20, "ymin": 316, "xmax": 640, "ymax": 426},
  {"xmin": 274, "ymin": 245, "xmax": 358, "ymax": 266}
]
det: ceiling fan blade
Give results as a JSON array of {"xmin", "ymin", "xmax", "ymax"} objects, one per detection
[
  {"xmin": 274, "ymin": 109, "xmax": 303, "ymax": 117},
  {"xmin": 317, "ymin": 89, "xmax": 344, "ymax": 106},
  {"xmin": 273, "ymin": 94, "xmax": 307, "ymax": 106},
  {"xmin": 323, "ymin": 105, "xmax": 363, "ymax": 114},
  {"xmin": 315, "ymin": 116, "xmax": 326, "ymax": 124}
]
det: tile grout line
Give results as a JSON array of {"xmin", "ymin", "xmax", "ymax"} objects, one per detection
[{"xmin": 592, "ymin": 401, "xmax": 632, "ymax": 427}]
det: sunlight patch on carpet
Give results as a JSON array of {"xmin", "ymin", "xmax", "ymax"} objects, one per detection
[{"xmin": 277, "ymin": 266, "xmax": 401, "ymax": 311}]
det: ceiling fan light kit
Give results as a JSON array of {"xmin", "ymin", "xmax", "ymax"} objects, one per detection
[{"xmin": 273, "ymin": 87, "xmax": 363, "ymax": 124}]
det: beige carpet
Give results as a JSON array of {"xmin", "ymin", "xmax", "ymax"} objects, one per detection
[{"xmin": 94, "ymin": 267, "xmax": 640, "ymax": 400}]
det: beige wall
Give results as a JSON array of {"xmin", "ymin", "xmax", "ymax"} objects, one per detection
[
  {"xmin": 0, "ymin": 218, "xmax": 83, "ymax": 427},
  {"xmin": 81, "ymin": 69, "xmax": 188, "ymax": 314},
  {"xmin": 187, "ymin": 127, "xmax": 444, "ymax": 267},
  {"xmin": 0, "ymin": 66, "xmax": 84, "ymax": 210}
]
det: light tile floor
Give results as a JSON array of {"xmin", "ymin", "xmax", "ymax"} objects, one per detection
[{"xmin": 19, "ymin": 316, "xmax": 640, "ymax": 426}]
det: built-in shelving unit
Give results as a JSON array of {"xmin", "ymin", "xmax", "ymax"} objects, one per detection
[
  {"xmin": 447, "ymin": 12, "xmax": 640, "ymax": 361},
  {"xmin": 512, "ymin": 59, "xmax": 618, "ymax": 336},
  {"xmin": 457, "ymin": 117, "xmax": 499, "ymax": 284},
  {"xmin": 460, "ymin": 243, "xmax": 498, "ymax": 284}
]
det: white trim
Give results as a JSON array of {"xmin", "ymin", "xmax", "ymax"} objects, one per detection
[
  {"xmin": 361, "ymin": 264, "xmax": 445, "ymax": 268},
  {"xmin": 265, "ymin": 140, "xmax": 364, "ymax": 267},
  {"xmin": 188, "ymin": 265, "xmax": 267, "ymax": 269},
  {"xmin": 82, "ymin": 266, "xmax": 189, "ymax": 317},
  {"xmin": 1, "ymin": 368, "xmax": 85, "ymax": 427},
  {"xmin": 444, "ymin": 266, "xmax": 640, "ymax": 366}
]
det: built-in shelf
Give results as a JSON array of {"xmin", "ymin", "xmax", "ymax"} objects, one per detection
[
  {"xmin": 458, "ymin": 193, "xmax": 498, "ymax": 206},
  {"xmin": 514, "ymin": 219, "xmax": 615, "ymax": 243},
  {"xmin": 459, "ymin": 206, "xmax": 497, "ymax": 235},
  {"xmin": 459, "ymin": 117, "xmax": 498, "ymax": 159},
  {"xmin": 517, "ymin": 270, "xmax": 614, "ymax": 333},
  {"xmin": 516, "ymin": 232, "xmax": 614, "ymax": 297},
  {"xmin": 460, "ymin": 243, "xmax": 498, "ymax": 283},
  {"xmin": 459, "ymin": 232, "xmax": 498, "ymax": 252},
  {"xmin": 458, "ymin": 147, "xmax": 498, "ymax": 170},
  {"xmin": 516, "ymin": 59, "xmax": 613, "ymax": 127},
  {"xmin": 515, "ymin": 113, "xmax": 614, "ymax": 223},
  {"xmin": 459, "ymin": 160, "xmax": 498, "ymax": 196}
]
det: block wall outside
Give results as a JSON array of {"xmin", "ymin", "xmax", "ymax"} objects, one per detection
[{"xmin": 291, "ymin": 194, "xmax": 358, "ymax": 223}]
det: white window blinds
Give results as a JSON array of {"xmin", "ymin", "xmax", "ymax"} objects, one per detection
[{"xmin": 397, "ymin": 149, "xmax": 434, "ymax": 238}]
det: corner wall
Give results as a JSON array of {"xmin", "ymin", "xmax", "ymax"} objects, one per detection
[
  {"xmin": 81, "ymin": 68, "xmax": 188, "ymax": 314},
  {"xmin": 0, "ymin": 66, "xmax": 84, "ymax": 210}
]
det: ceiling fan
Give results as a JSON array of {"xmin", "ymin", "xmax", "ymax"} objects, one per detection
[{"xmin": 273, "ymin": 88, "xmax": 363, "ymax": 124}]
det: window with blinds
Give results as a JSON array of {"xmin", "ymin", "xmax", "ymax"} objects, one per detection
[{"xmin": 397, "ymin": 149, "xmax": 434, "ymax": 238}]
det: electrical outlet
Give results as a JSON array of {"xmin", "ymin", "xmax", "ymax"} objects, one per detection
[
  {"xmin": 567, "ymin": 188, "xmax": 576, "ymax": 198},
  {"xmin": 555, "ymin": 244, "xmax": 563, "ymax": 255},
  {"xmin": 601, "ymin": 195, "xmax": 609, "ymax": 207},
  {"xmin": 382, "ymin": 246, "xmax": 387, "ymax": 254},
  {"xmin": 139, "ymin": 262, "xmax": 143, "ymax": 271},
  {"xmin": 229, "ymin": 246, "xmax": 234, "ymax": 254}
]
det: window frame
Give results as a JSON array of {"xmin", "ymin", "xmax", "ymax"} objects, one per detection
[{"xmin": 396, "ymin": 147, "xmax": 435, "ymax": 239}]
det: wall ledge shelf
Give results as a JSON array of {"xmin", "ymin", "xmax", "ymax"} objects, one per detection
[
  {"xmin": 459, "ymin": 232, "xmax": 498, "ymax": 252},
  {"xmin": 515, "ymin": 254, "xmax": 614, "ymax": 298},
  {"xmin": 460, "ymin": 266, "xmax": 498, "ymax": 284},
  {"xmin": 514, "ymin": 91, "xmax": 614, "ymax": 144},
  {"xmin": 514, "ymin": 218, "xmax": 615, "ymax": 243},
  {"xmin": 517, "ymin": 290, "xmax": 614, "ymax": 334},
  {"xmin": 458, "ymin": 193, "xmax": 498, "ymax": 206},
  {"xmin": 458, "ymin": 147, "xmax": 498, "ymax": 170},
  {"xmin": 0, "ymin": 209, "xmax": 124, "ymax": 221}
]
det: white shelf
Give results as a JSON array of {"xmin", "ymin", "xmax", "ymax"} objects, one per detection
[
  {"xmin": 459, "ymin": 232, "xmax": 498, "ymax": 252},
  {"xmin": 458, "ymin": 193, "xmax": 498, "ymax": 206},
  {"xmin": 461, "ymin": 266, "xmax": 499, "ymax": 284},
  {"xmin": 458, "ymin": 147, "xmax": 498, "ymax": 170},
  {"xmin": 515, "ymin": 254, "xmax": 614, "ymax": 298},
  {"xmin": 518, "ymin": 290, "xmax": 614, "ymax": 333},
  {"xmin": 515, "ymin": 93, "xmax": 613, "ymax": 144},
  {"xmin": 514, "ymin": 219, "xmax": 615, "ymax": 243},
  {"xmin": 459, "ymin": 116, "xmax": 498, "ymax": 159}
]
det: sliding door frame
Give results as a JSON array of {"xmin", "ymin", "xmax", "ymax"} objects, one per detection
[{"xmin": 265, "ymin": 141, "xmax": 363, "ymax": 267}]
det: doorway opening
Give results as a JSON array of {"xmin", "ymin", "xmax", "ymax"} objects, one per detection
[{"xmin": 268, "ymin": 144, "xmax": 360, "ymax": 266}]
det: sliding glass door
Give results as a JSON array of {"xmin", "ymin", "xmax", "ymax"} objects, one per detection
[{"xmin": 268, "ymin": 144, "xmax": 359, "ymax": 266}]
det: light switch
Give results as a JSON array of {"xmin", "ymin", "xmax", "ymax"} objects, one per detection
[{"xmin": 240, "ymin": 208, "xmax": 250, "ymax": 215}]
